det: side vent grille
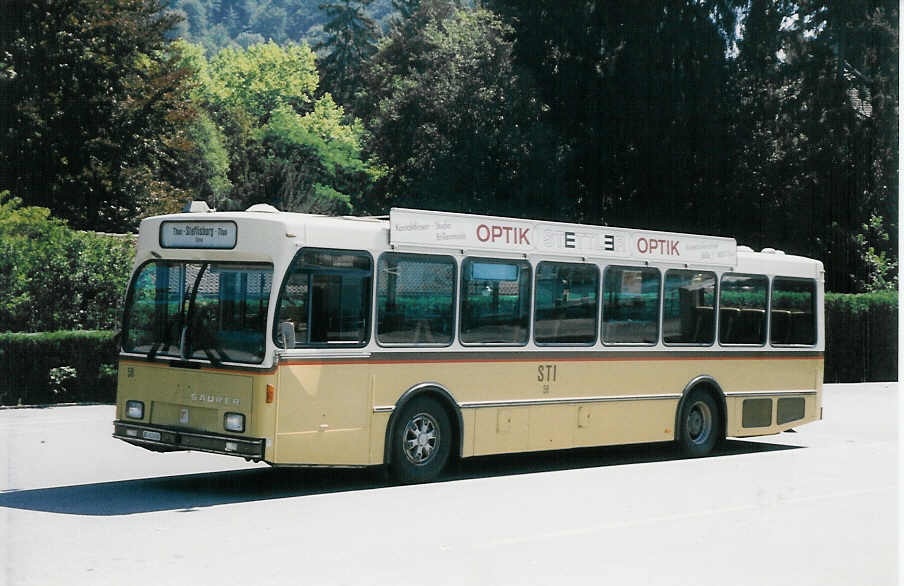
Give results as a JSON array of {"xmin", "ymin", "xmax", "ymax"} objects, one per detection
[
  {"xmin": 742, "ymin": 398, "xmax": 773, "ymax": 428},
  {"xmin": 777, "ymin": 397, "xmax": 806, "ymax": 425}
]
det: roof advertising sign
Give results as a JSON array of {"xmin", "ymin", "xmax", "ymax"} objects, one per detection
[{"xmin": 390, "ymin": 208, "xmax": 736, "ymax": 266}]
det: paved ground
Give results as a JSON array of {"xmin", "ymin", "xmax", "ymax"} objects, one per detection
[{"xmin": 0, "ymin": 383, "xmax": 898, "ymax": 586}]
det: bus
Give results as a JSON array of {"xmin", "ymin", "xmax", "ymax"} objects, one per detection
[{"xmin": 113, "ymin": 204, "xmax": 824, "ymax": 483}]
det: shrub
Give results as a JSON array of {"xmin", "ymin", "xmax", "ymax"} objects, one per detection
[
  {"xmin": 824, "ymin": 291, "xmax": 897, "ymax": 382},
  {"xmin": 0, "ymin": 331, "xmax": 119, "ymax": 405},
  {"xmin": 48, "ymin": 365, "xmax": 79, "ymax": 401},
  {"xmin": 0, "ymin": 193, "xmax": 135, "ymax": 333}
]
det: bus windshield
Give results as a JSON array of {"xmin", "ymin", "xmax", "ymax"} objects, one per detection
[{"xmin": 122, "ymin": 261, "xmax": 273, "ymax": 365}]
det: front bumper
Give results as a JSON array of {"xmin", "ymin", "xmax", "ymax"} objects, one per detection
[{"xmin": 113, "ymin": 421, "xmax": 265, "ymax": 459}]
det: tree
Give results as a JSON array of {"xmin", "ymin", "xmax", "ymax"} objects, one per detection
[
  {"xmin": 489, "ymin": 0, "xmax": 743, "ymax": 227},
  {"xmin": 726, "ymin": 0, "xmax": 798, "ymax": 249},
  {"xmin": 203, "ymin": 41, "xmax": 374, "ymax": 212},
  {"xmin": 170, "ymin": 41, "xmax": 234, "ymax": 208},
  {"xmin": 361, "ymin": 6, "xmax": 556, "ymax": 218},
  {"xmin": 207, "ymin": 41, "xmax": 320, "ymax": 123},
  {"xmin": 0, "ymin": 0, "xmax": 198, "ymax": 231},
  {"xmin": 316, "ymin": 0, "xmax": 379, "ymax": 105},
  {"xmin": 729, "ymin": 0, "xmax": 898, "ymax": 292},
  {"xmin": 254, "ymin": 99, "xmax": 370, "ymax": 213},
  {"xmin": 794, "ymin": 0, "xmax": 898, "ymax": 292}
]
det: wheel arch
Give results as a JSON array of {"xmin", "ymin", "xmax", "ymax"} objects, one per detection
[
  {"xmin": 383, "ymin": 382, "xmax": 463, "ymax": 465},
  {"xmin": 675, "ymin": 375, "xmax": 727, "ymax": 442}
]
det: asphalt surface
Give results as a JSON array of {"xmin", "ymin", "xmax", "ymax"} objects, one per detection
[{"xmin": 0, "ymin": 383, "xmax": 898, "ymax": 586}]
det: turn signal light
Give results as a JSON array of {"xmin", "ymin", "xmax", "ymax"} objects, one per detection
[{"xmin": 266, "ymin": 384, "xmax": 275, "ymax": 404}]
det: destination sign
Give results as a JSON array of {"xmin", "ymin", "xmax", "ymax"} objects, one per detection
[
  {"xmin": 160, "ymin": 221, "xmax": 237, "ymax": 249},
  {"xmin": 389, "ymin": 209, "xmax": 737, "ymax": 266}
]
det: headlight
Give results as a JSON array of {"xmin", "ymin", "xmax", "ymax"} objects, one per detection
[
  {"xmin": 224, "ymin": 412, "xmax": 245, "ymax": 433},
  {"xmin": 126, "ymin": 400, "xmax": 144, "ymax": 419}
]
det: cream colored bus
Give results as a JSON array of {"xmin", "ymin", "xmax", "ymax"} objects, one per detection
[{"xmin": 114, "ymin": 204, "xmax": 824, "ymax": 482}]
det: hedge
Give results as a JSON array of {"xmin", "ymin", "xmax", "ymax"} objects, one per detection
[
  {"xmin": 824, "ymin": 291, "xmax": 897, "ymax": 383},
  {"xmin": 0, "ymin": 331, "xmax": 119, "ymax": 406},
  {"xmin": 0, "ymin": 291, "xmax": 896, "ymax": 405}
]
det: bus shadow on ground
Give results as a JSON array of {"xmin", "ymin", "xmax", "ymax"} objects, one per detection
[{"xmin": 0, "ymin": 439, "xmax": 800, "ymax": 516}]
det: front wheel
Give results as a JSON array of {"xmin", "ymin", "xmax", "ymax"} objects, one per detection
[
  {"xmin": 389, "ymin": 397, "xmax": 452, "ymax": 484},
  {"xmin": 677, "ymin": 390, "xmax": 721, "ymax": 457}
]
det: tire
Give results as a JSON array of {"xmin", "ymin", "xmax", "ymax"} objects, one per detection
[
  {"xmin": 677, "ymin": 390, "xmax": 721, "ymax": 457},
  {"xmin": 389, "ymin": 396, "xmax": 452, "ymax": 484}
]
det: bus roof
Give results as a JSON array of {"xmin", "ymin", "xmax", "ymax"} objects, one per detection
[{"xmin": 136, "ymin": 205, "xmax": 823, "ymax": 277}]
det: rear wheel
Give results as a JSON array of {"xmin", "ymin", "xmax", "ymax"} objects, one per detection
[
  {"xmin": 678, "ymin": 390, "xmax": 721, "ymax": 457},
  {"xmin": 389, "ymin": 397, "xmax": 452, "ymax": 484}
]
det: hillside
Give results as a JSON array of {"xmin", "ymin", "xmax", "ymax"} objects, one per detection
[{"xmin": 169, "ymin": 0, "xmax": 395, "ymax": 52}]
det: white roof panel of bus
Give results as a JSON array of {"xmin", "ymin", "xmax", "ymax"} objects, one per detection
[{"xmin": 135, "ymin": 206, "xmax": 823, "ymax": 277}]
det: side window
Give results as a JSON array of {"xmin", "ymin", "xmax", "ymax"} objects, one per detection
[
  {"xmin": 771, "ymin": 277, "xmax": 816, "ymax": 345},
  {"xmin": 376, "ymin": 253, "xmax": 456, "ymax": 345},
  {"xmin": 663, "ymin": 270, "xmax": 716, "ymax": 344},
  {"xmin": 274, "ymin": 249, "xmax": 372, "ymax": 348},
  {"xmin": 719, "ymin": 273, "xmax": 768, "ymax": 345},
  {"xmin": 534, "ymin": 261, "xmax": 599, "ymax": 344},
  {"xmin": 460, "ymin": 258, "xmax": 531, "ymax": 344},
  {"xmin": 602, "ymin": 266, "xmax": 661, "ymax": 345}
]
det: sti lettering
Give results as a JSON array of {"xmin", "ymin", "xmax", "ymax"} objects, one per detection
[{"xmin": 476, "ymin": 224, "xmax": 530, "ymax": 245}]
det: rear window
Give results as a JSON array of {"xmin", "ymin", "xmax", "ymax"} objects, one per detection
[{"xmin": 771, "ymin": 277, "xmax": 816, "ymax": 345}]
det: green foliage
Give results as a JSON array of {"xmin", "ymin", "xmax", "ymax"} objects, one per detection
[
  {"xmin": 170, "ymin": 40, "xmax": 234, "ymax": 209},
  {"xmin": 362, "ymin": 6, "xmax": 556, "ymax": 217},
  {"xmin": 263, "ymin": 97, "xmax": 365, "ymax": 173},
  {"xmin": 0, "ymin": 193, "xmax": 134, "ymax": 332},
  {"xmin": 0, "ymin": 0, "xmax": 200, "ymax": 231},
  {"xmin": 0, "ymin": 330, "xmax": 120, "ymax": 405},
  {"xmin": 1, "ymin": 0, "xmax": 897, "ymax": 300},
  {"xmin": 167, "ymin": 0, "xmax": 394, "ymax": 53},
  {"xmin": 186, "ymin": 114, "xmax": 234, "ymax": 206},
  {"xmin": 485, "ymin": 0, "xmax": 740, "ymax": 227},
  {"xmin": 208, "ymin": 42, "xmax": 320, "ymax": 122},
  {"xmin": 48, "ymin": 365, "xmax": 79, "ymax": 398},
  {"xmin": 193, "ymin": 41, "xmax": 373, "ymax": 212},
  {"xmin": 825, "ymin": 290, "xmax": 898, "ymax": 314},
  {"xmin": 727, "ymin": 0, "xmax": 898, "ymax": 293},
  {"xmin": 316, "ymin": 0, "xmax": 380, "ymax": 104},
  {"xmin": 824, "ymin": 291, "xmax": 897, "ymax": 382},
  {"xmin": 250, "ymin": 102, "xmax": 364, "ymax": 213},
  {"xmin": 853, "ymin": 213, "xmax": 898, "ymax": 291}
]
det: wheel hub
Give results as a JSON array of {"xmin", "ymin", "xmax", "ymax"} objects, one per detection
[
  {"xmin": 689, "ymin": 411, "xmax": 703, "ymax": 435},
  {"xmin": 403, "ymin": 413, "xmax": 439, "ymax": 465},
  {"xmin": 687, "ymin": 401, "xmax": 712, "ymax": 445}
]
